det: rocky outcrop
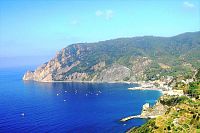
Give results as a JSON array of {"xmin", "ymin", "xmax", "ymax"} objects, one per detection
[
  {"xmin": 23, "ymin": 71, "xmax": 34, "ymax": 80},
  {"xmin": 66, "ymin": 72, "xmax": 89, "ymax": 81},
  {"xmin": 91, "ymin": 61, "xmax": 106, "ymax": 71},
  {"xmin": 23, "ymin": 44, "xmax": 85, "ymax": 82},
  {"xmin": 142, "ymin": 103, "xmax": 150, "ymax": 111},
  {"xmin": 96, "ymin": 64, "xmax": 131, "ymax": 82},
  {"xmin": 131, "ymin": 57, "xmax": 152, "ymax": 81},
  {"xmin": 140, "ymin": 101, "xmax": 169, "ymax": 118},
  {"xmin": 23, "ymin": 51, "xmax": 132, "ymax": 82},
  {"xmin": 120, "ymin": 98, "xmax": 169, "ymax": 122}
]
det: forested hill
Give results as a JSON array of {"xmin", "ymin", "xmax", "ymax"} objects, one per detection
[{"xmin": 23, "ymin": 31, "xmax": 200, "ymax": 82}]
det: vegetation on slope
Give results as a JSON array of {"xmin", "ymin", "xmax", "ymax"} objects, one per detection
[
  {"xmin": 196, "ymin": 68, "xmax": 200, "ymax": 81},
  {"xmin": 128, "ymin": 69, "xmax": 200, "ymax": 133},
  {"xmin": 65, "ymin": 31, "xmax": 200, "ymax": 81},
  {"xmin": 129, "ymin": 95, "xmax": 200, "ymax": 133},
  {"xmin": 24, "ymin": 31, "xmax": 200, "ymax": 82}
]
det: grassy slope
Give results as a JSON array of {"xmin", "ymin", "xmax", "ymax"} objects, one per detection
[{"xmin": 128, "ymin": 95, "xmax": 200, "ymax": 133}]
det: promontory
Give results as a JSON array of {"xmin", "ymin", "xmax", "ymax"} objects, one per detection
[{"xmin": 23, "ymin": 31, "xmax": 200, "ymax": 82}]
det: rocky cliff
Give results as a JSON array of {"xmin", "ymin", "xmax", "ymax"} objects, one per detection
[{"xmin": 23, "ymin": 31, "xmax": 200, "ymax": 82}]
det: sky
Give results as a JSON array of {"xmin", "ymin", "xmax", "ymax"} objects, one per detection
[{"xmin": 0, "ymin": 0, "xmax": 200, "ymax": 68}]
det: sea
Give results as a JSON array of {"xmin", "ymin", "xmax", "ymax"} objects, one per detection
[{"xmin": 0, "ymin": 67, "xmax": 161, "ymax": 133}]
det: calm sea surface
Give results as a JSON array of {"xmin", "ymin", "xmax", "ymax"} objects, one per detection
[{"xmin": 0, "ymin": 67, "xmax": 161, "ymax": 133}]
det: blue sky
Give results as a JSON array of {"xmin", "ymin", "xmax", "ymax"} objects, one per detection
[{"xmin": 0, "ymin": 0, "xmax": 199, "ymax": 68}]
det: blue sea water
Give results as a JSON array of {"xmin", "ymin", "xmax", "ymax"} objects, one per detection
[{"xmin": 0, "ymin": 68, "xmax": 161, "ymax": 133}]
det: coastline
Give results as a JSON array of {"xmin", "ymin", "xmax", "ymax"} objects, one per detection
[
  {"xmin": 23, "ymin": 79, "xmax": 139, "ymax": 85},
  {"xmin": 24, "ymin": 79, "xmax": 164, "ymax": 94},
  {"xmin": 128, "ymin": 87, "xmax": 163, "ymax": 92},
  {"xmin": 128, "ymin": 82, "xmax": 164, "ymax": 94},
  {"xmin": 23, "ymin": 79, "xmax": 164, "ymax": 93}
]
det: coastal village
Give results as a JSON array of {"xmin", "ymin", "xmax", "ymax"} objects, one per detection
[
  {"xmin": 128, "ymin": 75, "xmax": 186, "ymax": 96},
  {"xmin": 121, "ymin": 69, "xmax": 200, "ymax": 132}
]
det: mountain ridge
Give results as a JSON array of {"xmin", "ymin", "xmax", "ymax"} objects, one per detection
[{"xmin": 23, "ymin": 31, "xmax": 200, "ymax": 82}]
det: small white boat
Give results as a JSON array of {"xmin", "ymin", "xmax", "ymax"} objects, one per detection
[{"xmin": 21, "ymin": 113, "xmax": 25, "ymax": 116}]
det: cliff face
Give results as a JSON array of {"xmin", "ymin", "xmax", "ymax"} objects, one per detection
[
  {"xmin": 23, "ymin": 43, "xmax": 153, "ymax": 82},
  {"xmin": 23, "ymin": 50, "xmax": 151, "ymax": 82},
  {"xmin": 23, "ymin": 31, "xmax": 200, "ymax": 82},
  {"xmin": 97, "ymin": 64, "xmax": 131, "ymax": 82},
  {"xmin": 23, "ymin": 44, "xmax": 89, "ymax": 82}
]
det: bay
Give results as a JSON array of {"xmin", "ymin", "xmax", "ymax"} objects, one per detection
[{"xmin": 0, "ymin": 68, "xmax": 161, "ymax": 133}]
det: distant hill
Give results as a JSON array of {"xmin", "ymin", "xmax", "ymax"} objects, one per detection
[{"xmin": 23, "ymin": 31, "xmax": 200, "ymax": 82}]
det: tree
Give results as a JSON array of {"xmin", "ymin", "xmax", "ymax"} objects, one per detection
[{"xmin": 195, "ymin": 68, "xmax": 200, "ymax": 81}]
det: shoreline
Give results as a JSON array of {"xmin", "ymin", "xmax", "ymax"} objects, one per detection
[
  {"xmin": 128, "ymin": 82, "xmax": 164, "ymax": 93},
  {"xmin": 23, "ymin": 79, "xmax": 163, "ymax": 93},
  {"xmin": 23, "ymin": 79, "xmax": 140, "ymax": 84},
  {"xmin": 128, "ymin": 87, "xmax": 163, "ymax": 93}
]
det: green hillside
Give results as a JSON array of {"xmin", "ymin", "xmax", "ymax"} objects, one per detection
[
  {"xmin": 63, "ymin": 31, "xmax": 200, "ymax": 80},
  {"xmin": 23, "ymin": 31, "xmax": 200, "ymax": 82},
  {"xmin": 128, "ymin": 69, "xmax": 200, "ymax": 133}
]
